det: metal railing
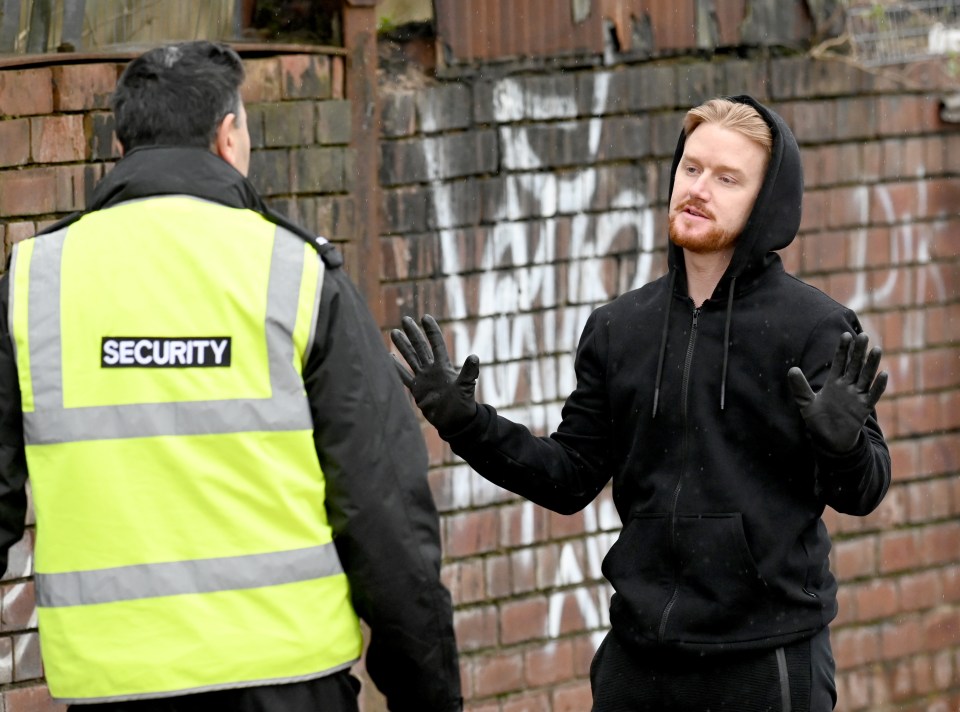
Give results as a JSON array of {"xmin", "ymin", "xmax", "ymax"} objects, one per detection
[{"xmin": 847, "ymin": 0, "xmax": 960, "ymax": 65}]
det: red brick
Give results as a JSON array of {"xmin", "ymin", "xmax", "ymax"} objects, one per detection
[
  {"xmin": 944, "ymin": 567, "xmax": 960, "ymax": 604},
  {"xmin": 547, "ymin": 508, "xmax": 587, "ymax": 539},
  {"xmin": 241, "ymin": 58, "xmax": 283, "ymax": 104},
  {"xmin": 509, "ymin": 548, "xmax": 537, "ymax": 594},
  {"xmin": 464, "ymin": 704, "xmax": 498, "ymax": 712},
  {"xmin": 4, "ymin": 221, "xmax": 36, "ymax": 245},
  {"xmin": 834, "ymin": 586, "xmax": 857, "ymax": 626},
  {"xmin": 922, "ymin": 522, "xmax": 960, "ymax": 566},
  {"xmin": 12, "ymin": 631, "xmax": 42, "ymax": 681},
  {"xmin": 472, "ymin": 651, "xmax": 524, "ymax": 697},
  {"xmin": 854, "ymin": 579, "xmax": 899, "ymax": 621},
  {"xmin": 524, "ymin": 638, "xmax": 574, "ymax": 686},
  {"xmin": 0, "ymin": 119, "xmax": 30, "ymax": 167},
  {"xmin": 500, "ymin": 596, "xmax": 548, "ymax": 644},
  {"xmin": 896, "ymin": 393, "xmax": 941, "ymax": 438},
  {"xmin": 824, "ymin": 271, "xmax": 860, "ymax": 306},
  {"xmin": 442, "ymin": 559, "xmax": 486, "ymax": 605},
  {"xmin": 924, "ymin": 607, "xmax": 960, "ymax": 649},
  {"xmin": 834, "ymin": 626, "xmax": 880, "ymax": 669},
  {"xmin": 455, "ymin": 605, "xmax": 498, "ymax": 651},
  {"xmin": 889, "ymin": 659, "xmax": 914, "ymax": 702},
  {"xmin": 280, "ymin": 54, "xmax": 331, "ymax": 100},
  {"xmin": 912, "ymin": 653, "xmax": 936, "ymax": 695},
  {"xmin": 880, "ymin": 616, "xmax": 923, "ymax": 659},
  {"xmin": 500, "ymin": 501, "xmax": 548, "ymax": 548},
  {"xmin": 943, "ymin": 391, "xmax": 960, "ymax": 430},
  {"xmin": 833, "ymin": 537, "xmax": 877, "ymax": 580},
  {"xmin": 54, "ymin": 164, "xmax": 94, "ymax": 213},
  {"xmin": 51, "ymin": 63, "xmax": 118, "ymax": 111},
  {"xmin": 0, "ymin": 581, "xmax": 35, "ymax": 632},
  {"xmin": 880, "ymin": 530, "xmax": 920, "ymax": 573},
  {"xmin": 552, "ymin": 680, "xmax": 593, "ymax": 712},
  {"xmin": 31, "ymin": 115, "xmax": 87, "ymax": 164},
  {"xmin": 3, "ymin": 684, "xmax": 66, "ymax": 712},
  {"xmin": 0, "ymin": 68, "xmax": 54, "ymax": 117},
  {"xmin": 899, "ymin": 570, "xmax": 941, "ymax": 611},
  {"xmin": 920, "ymin": 348, "xmax": 960, "ymax": 391},
  {"xmin": 331, "ymin": 56, "xmax": 345, "ymax": 100},
  {"xmin": 926, "ymin": 304, "xmax": 960, "ymax": 346},
  {"xmin": 865, "ymin": 484, "xmax": 907, "ymax": 531},
  {"xmin": 501, "ymin": 691, "xmax": 550, "ymax": 712},
  {"xmin": 484, "ymin": 553, "xmax": 511, "ymax": 599},
  {"xmin": 876, "ymin": 95, "xmax": 939, "ymax": 137},
  {"xmin": 445, "ymin": 508, "xmax": 499, "ymax": 558},
  {"xmin": 0, "ymin": 168, "xmax": 57, "ymax": 217}
]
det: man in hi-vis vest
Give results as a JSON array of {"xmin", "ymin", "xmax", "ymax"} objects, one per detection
[{"xmin": 0, "ymin": 41, "xmax": 462, "ymax": 712}]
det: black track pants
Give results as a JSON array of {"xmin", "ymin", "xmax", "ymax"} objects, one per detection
[
  {"xmin": 67, "ymin": 672, "xmax": 361, "ymax": 712},
  {"xmin": 590, "ymin": 627, "xmax": 836, "ymax": 712}
]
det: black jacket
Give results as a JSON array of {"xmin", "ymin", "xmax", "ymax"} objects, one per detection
[
  {"xmin": 0, "ymin": 147, "xmax": 461, "ymax": 711},
  {"xmin": 443, "ymin": 96, "xmax": 890, "ymax": 653}
]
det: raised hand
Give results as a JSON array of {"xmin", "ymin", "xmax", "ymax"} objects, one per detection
[
  {"xmin": 391, "ymin": 314, "xmax": 480, "ymax": 433},
  {"xmin": 787, "ymin": 332, "xmax": 888, "ymax": 454}
]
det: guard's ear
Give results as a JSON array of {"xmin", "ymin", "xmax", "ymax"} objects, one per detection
[{"xmin": 213, "ymin": 112, "xmax": 241, "ymax": 168}]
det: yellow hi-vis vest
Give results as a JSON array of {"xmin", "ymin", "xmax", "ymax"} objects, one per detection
[{"xmin": 7, "ymin": 195, "xmax": 363, "ymax": 704}]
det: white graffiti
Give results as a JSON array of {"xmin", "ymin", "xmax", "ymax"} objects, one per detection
[
  {"xmin": 0, "ymin": 542, "xmax": 38, "ymax": 683},
  {"xmin": 418, "ymin": 71, "xmax": 660, "ymax": 646},
  {"xmin": 847, "ymin": 171, "xmax": 946, "ymax": 388}
]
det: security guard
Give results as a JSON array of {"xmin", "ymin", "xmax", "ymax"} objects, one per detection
[{"xmin": 0, "ymin": 41, "xmax": 462, "ymax": 712}]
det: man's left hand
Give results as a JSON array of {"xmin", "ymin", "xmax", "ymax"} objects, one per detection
[{"xmin": 787, "ymin": 332, "xmax": 888, "ymax": 454}]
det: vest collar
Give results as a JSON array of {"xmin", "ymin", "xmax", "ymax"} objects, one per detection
[{"xmin": 89, "ymin": 146, "xmax": 267, "ymax": 214}]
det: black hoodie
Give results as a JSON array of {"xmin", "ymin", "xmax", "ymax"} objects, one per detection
[{"xmin": 445, "ymin": 96, "xmax": 891, "ymax": 653}]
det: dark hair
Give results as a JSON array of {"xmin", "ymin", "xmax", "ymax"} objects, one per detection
[{"xmin": 112, "ymin": 41, "xmax": 245, "ymax": 152}]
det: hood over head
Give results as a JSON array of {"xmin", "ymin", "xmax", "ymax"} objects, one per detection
[
  {"xmin": 666, "ymin": 95, "xmax": 803, "ymax": 290},
  {"xmin": 651, "ymin": 97, "xmax": 803, "ymax": 416}
]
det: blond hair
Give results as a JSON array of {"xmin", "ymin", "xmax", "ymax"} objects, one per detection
[{"xmin": 683, "ymin": 98, "xmax": 772, "ymax": 154}]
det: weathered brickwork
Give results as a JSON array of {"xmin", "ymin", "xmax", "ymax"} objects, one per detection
[
  {"xmin": 379, "ymin": 55, "xmax": 960, "ymax": 712},
  {"xmin": 0, "ymin": 43, "xmax": 958, "ymax": 712}
]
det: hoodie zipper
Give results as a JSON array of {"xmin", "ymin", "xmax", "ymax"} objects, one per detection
[{"xmin": 657, "ymin": 307, "xmax": 699, "ymax": 642}]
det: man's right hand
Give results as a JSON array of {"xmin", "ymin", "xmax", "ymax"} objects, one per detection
[{"xmin": 391, "ymin": 314, "xmax": 480, "ymax": 434}]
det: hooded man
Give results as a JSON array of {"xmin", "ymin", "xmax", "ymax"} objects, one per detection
[
  {"xmin": 391, "ymin": 96, "xmax": 890, "ymax": 711},
  {"xmin": 0, "ymin": 41, "xmax": 461, "ymax": 711}
]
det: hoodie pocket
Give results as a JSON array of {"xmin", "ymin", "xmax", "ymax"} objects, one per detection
[
  {"xmin": 670, "ymin": 512, "xmax": 771, "ymax": 639},
  {"xmin": 600, "ymin": 512, "xmax": 674, "ymax": 634}
]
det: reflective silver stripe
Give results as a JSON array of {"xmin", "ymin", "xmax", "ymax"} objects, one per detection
[
  {"xmin": 35, "ymin": 542, "xmax": 343, "ymax": 608},
  {"xmin": 28, "ymin": 228, "xmax": 68, "ymax": 411},
  {"xmin": 302, "ymin": 248, "xmax": 325, "ymax": 367},
  {"xmin": 266, "ymin": 227, "xmax": 305, "ymax": 397},
  {"xmin": 21, "ymin": 226, "xmax": 314, "ymax": 444}
]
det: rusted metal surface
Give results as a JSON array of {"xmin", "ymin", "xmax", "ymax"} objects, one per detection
[
  {"xmin": 434, "ymin": 0, "xmax": 820, "ymax": 65},
  {"xmin": 343, "ymin": 2, "xmax": 384, "ymax": 323}
]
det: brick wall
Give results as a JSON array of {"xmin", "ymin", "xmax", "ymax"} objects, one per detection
[
  {"xmin": 1, "ymin": 44, "xmax": 958, "ymax": 712},
  {"xmin": 379, "ymin": 55, "xmax": 960, "ymax": 712},
  {"xmin": 0, "ymin": 50, "xmax": 351, "ymax": 710}
]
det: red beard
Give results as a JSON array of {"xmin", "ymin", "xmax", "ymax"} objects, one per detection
[{"xmin": 668, "ymin": 200, "xmax": 737, "ymax": 254}]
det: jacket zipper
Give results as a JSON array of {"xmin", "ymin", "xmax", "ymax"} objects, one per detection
[{"xmin": 657, "ymin": 307, "xmax": 699, "ymax": 642}]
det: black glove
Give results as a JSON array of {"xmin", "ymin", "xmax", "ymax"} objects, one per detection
[
  {"xmin": 391, "ymin": 314, "xmax": 479, "ymax": 433},
  {"xmin": 787, "ymin": 332, "xmax": 888, "ymax": 454}
]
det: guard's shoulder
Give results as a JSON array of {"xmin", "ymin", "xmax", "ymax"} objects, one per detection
[{"xmin": 315, "ymin": 236, "xmax": 344, "ymax": 269}]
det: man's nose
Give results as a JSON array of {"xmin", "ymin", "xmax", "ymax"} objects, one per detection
[{"xmin": 688, "ymin": 174, "xmax": 709, "ymax": 200}]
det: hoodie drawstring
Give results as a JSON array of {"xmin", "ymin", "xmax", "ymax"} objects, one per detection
[
  {"xmin": 652, "ymin": 269, "xmax": 676, "ymax": 418},
  {"xmin": 720, "ymin": 276, "xmax": 736, "ymax": 411}
]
